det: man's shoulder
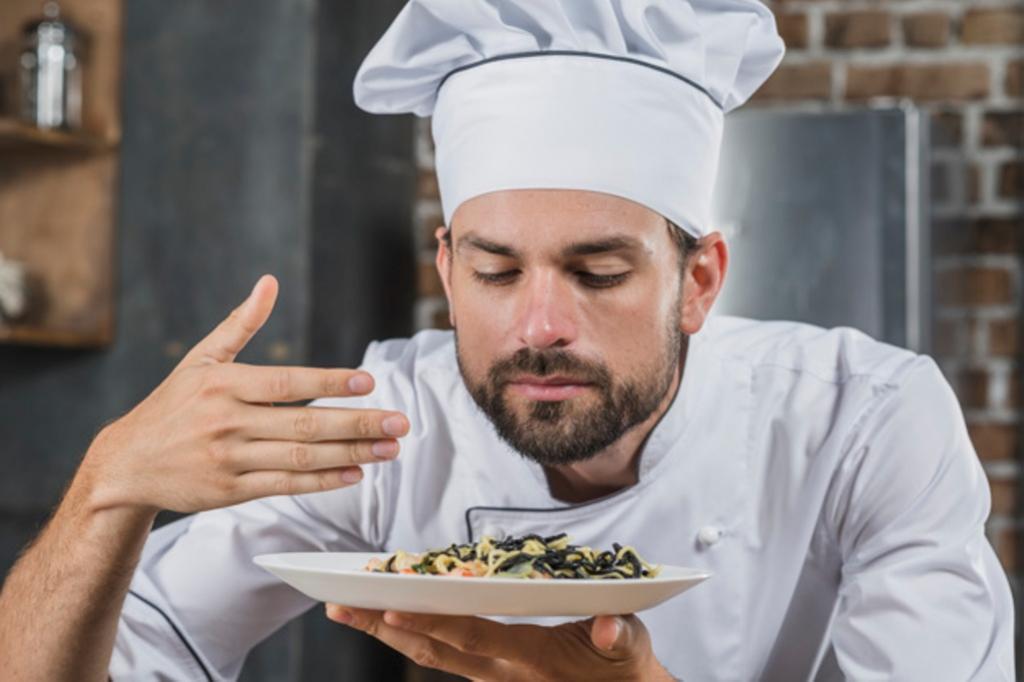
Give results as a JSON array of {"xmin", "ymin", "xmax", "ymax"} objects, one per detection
[
  {"xmin": 702, "ymin": 315, "xmax": 924, "ymax": 389},
  {"xmin": 311, "ymin": 330, "xmax": 457, "ymax": 412},
  {"xmin": 355, "ymin": 329, "xmax": 461, "ymax": 399},
  {"xmin": 361, "ymin": 329, "xmax": 456, "ymax": 372}
]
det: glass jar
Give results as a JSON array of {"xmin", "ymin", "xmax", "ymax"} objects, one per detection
[{"xmin": 18, "ymin": 2, "xmax": 85, "ymax": 130}]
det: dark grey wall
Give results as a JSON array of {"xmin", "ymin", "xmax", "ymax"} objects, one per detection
[
  {"xmin": 0, "ymin": 0, "xmax": 413, "ymax": 679},
  {"xmin": 310, "ymin": 0, "xmax": 417, "ymax": 368},
  {"xmin": 301, "ymin": 0, "xmax": 415, "ymax": 678}
]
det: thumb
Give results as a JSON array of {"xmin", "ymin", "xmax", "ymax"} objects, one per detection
[
  {"xmin": 181, "ymin": 275, "xmax": 279, "ymax": 366},
  {"xmin": 590, "ymin": 615, "xmax": 644, "ymax": 658}
]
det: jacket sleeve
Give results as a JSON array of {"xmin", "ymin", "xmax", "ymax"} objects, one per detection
[
  {"xmin": 109, "ymin": 451, "xmax": 393, "ymax": 681},
  {"xmin": 824, "ymin": 356, "xmax": 1015, "ymax": 680}
]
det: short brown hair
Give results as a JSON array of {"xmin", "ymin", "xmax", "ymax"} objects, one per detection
[{"xmin": 666, "ymin": 219, "xmax": 698, "ymax": 271}]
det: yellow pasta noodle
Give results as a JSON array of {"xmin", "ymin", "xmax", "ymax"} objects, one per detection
[{"xmin": 364, "ymin": 533, "xmax": 661, "ymax": 580}]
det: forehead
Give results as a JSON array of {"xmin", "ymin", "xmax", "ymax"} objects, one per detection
[{"xmin": 450, "ymin": 189, "xmax": 666, "ymax": 247}]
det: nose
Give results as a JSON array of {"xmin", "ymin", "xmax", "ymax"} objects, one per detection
[{"xmin": 517, "ymin": 269, "xmax": 578, "ymax": 349}]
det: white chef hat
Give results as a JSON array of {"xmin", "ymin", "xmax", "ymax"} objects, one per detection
[{"xmin": 354, "ymin": 0, "xmax": 784, "ymax": 238}]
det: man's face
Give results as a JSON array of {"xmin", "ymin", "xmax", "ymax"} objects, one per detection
[{"xmin": 440, "ymin": 189, "xmax": 688, "ymax": 467}]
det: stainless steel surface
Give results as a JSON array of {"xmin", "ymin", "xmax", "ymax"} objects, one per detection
[
  {"xmin": 711, "ymin": 106, "xmax": 931, "ymax": 352},
  {"xmin": 18, "ymin": 2, "xmax": 84, "ymax": 130}
]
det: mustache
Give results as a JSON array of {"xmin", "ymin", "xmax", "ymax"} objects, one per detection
[{"xmin": 487, "ymin": 348, "xmax": 612, "ymax": 387}]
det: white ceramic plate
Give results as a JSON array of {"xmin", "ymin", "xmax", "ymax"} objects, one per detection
[{"xmin": 254, "ymin": 552, "xmax": 711, "ymax": 617}]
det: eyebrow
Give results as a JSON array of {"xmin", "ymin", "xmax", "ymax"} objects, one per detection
[
  {"xmin": 456, "ymin": 233, "xmax": 644, "ymax": 259},
  {"xmin": 562, "ymin": 236, "xmax": 643, "ymax": 257},
  {"xmin": 457, "ymin": 234, "xmax": 519, "ymax": 257}
]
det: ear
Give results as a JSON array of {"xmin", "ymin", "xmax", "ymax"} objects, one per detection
[
  {"xmin": 679, "ymin": 231, "xmax": 728, "ymax": 335},
  {"xmin": 434, "ymin": 226, "xmax": 456, "ymax": 327}
]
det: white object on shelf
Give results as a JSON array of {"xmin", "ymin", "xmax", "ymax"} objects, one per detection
[{"xmin": 0, "ymin": 252, "xmax": 29, "ymax": 322}]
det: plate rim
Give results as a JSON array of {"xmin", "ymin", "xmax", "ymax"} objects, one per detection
[{"xmin": 253, "ymin": 551, "xmax": 713, "ymax": 585}]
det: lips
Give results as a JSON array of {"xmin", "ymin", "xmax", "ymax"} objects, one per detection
[
  {"xmin": 512, "ymin": 375, "xmax": 587, "ymax": 386},
  {"xmin": 506, "ymin": 375, "xmax": 593, "ymax": 401}
]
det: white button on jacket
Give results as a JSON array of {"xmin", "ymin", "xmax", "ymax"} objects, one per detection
[
  {"xmin": 697, "ymin": 526, "xmax": 721, "ymax": 547},
  {"xmin": 109, "ymin": 316, "xmax": 1015, "ymax": 681}
]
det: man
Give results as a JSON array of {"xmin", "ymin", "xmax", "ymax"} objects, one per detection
[{"xmin": 0, "ymin": 1, "xmax": 1014, "ymax": 680}]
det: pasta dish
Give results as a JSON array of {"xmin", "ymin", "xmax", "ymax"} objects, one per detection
[{"xmin": 364, "ymin": 533, "xmax": 661, "ymax": 580}]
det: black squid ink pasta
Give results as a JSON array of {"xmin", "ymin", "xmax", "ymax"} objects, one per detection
[{"xmin": 364, "ymin": 533, "xmax": 661, "ymax": 579}]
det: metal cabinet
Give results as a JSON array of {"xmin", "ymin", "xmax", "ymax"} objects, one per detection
[{"xmin": 711, "ymin": 107, "xmax": 931, "ymax": 353}]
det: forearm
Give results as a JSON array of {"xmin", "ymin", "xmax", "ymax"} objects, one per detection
[{"xmin": 0, "ymin": 437, "xmax": 157, "ymax": 682}]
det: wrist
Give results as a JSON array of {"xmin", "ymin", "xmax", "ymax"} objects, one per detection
[
  {"xmin": 73, "ymin": 425, "xmax": 160, "ymax": 522},
  {"xmin": 60, "ymin": 476, "xmax": 159, "ymax": 563}
]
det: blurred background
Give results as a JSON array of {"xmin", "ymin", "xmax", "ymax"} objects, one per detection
[{"xmin": 0, "ymin": 0, "xmax": 1020, "ymax": 679}]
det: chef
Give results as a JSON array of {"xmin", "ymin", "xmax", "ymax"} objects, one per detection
[{"xmin": 0, "ymin": 1, "xmax": 1014, "ymax": 680}]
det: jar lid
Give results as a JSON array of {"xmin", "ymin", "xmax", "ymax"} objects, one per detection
[{"xmin": 21, "ymin": 3, "xmax": 80, "ymax": 40}]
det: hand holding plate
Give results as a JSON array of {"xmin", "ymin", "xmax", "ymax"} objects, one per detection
[{"xmin": 325, "ymin": 606, "xmax": 676, "ymax": 681}]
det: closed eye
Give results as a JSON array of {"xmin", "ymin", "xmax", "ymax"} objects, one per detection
[
  {"xmin": 471, "ymin": 270, "xmax": 631, "ymax": 288},
  {"xmin": 472, "ymin": 270, "xmax": 519, "ymax": 286},
  {"xmin": 577, "ymin": 272, "xmax": 630, "ymax": 288}
]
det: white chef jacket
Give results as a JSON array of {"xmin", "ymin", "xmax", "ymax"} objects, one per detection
[{"xmin": 109, "ymin": 316, "xmax": 1014, "ymax": 681}]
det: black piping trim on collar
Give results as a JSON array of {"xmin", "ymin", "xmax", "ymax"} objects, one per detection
[
  {"xmin": 437, "ymin": 50, "xmax": 723, "ymax": 110},
  {"xmin": 127, "ymin": 590, "xmax": 214, "ymax": 682},
  {"xmin": 465, "ymin": 497, "xmax": 619, "ymax": 542}
]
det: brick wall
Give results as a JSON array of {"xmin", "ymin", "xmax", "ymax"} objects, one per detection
[{"xmin": 410, "ymin": 0, "xmax": 1023, "ymax": 596}]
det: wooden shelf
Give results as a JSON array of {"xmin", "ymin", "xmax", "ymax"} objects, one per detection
[
  {"xmin": 0, "ymin": 323, "xmax": 111, "ymax": 348},
  {"xmin": 0, "ymin": 0, "xmax": 122, "ymax": 348},
  {"xmin": 0, "ymin": 118, "xmax": 117, "ymax": 152}
]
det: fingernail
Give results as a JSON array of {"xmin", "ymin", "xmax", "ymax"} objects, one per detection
[
  {"xmin": 383, "ymin": 611, "xmax": 407, "ymax": 627},
  {"xmin": 332, "ymin": 607, "xmax": 353, "ymax": 624},
  {"xmin": 607, "ymin": 618, "xmax": 622, "ymax": 649},
  {"xmin": 372, "ymin": 440, "xmax": 399, "ymax": 459},
  {"xmin": 348, "ymin": 373, "xmax": 373, "ymax": 393},
  {"xmin": 382, "ymin": 415, "xmax": 408, "ymax": 437},
  {"xmin": 342, "ymin": 468, "xmax": 363, "ymax": 484}
]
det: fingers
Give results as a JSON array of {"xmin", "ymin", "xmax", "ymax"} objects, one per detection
[
  {"xmin": 238, "ymin": 466, "xmax": 364, "ymax": 498},
  {"xmin": 242, "ymin": 405, "xmax": 410, "ymax": 443},
  {"xmin": 590, "ymin": 616, "xmax": 622, "ymax": 652},
  {"xmin": 222, "ymin": 364, "xmax": 375, "ymax": 404},
  {"xmin": 327, "ymin": 606, "xmax": 502, "ymax": 680},
  {"xmin": 377, "ymin": 611, "xmax": 542, "ymax": 664},
  {"xmin": 590, "ymin": 615, "xmax": 647, "ymax": 659},
  {"xmin": 181, "ymin": 275, "xmax": 279, "ymax": 367},
  {"xmin": 230, "ymin": 438, "xmax": 400, "ymax": 472}
]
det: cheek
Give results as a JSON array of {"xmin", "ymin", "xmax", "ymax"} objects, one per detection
[
  {"xmin": 591, "ymin": 313, "xmax": 666, "ymax": 376},
  {"xmin": 451, "ymin": 291, "xmax": 509, "ymax": 376},
  {"xmin": 453, "ymin": 286, "xmax": 509, "ymax": 331},
  {"xmin": 450, "ymin": 274, "xmax": 523, "ymax": 337},
  {"xmin": 584, "ymin": 280, "xmax": 677, "ymax": 345}
]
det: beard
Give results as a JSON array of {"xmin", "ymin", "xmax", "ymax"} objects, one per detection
[{"xmin": 456, "ymin": 321, "xmax": 685, "ymax": 467}]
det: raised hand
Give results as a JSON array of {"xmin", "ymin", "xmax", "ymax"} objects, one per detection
[{"xmin": 80, "ymin": 275, "xmax": 409, "ymax": 514}]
